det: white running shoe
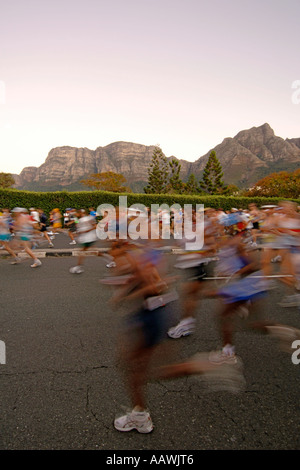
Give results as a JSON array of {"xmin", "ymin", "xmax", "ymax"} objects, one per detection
[
  {"xmin": 69, "ymin": 240, "xmax": 76, "ymax": 245},
  {"xmin": 69, "ymin": 265, "xmax": 84, "ymax": 274},
  {"xmin": 31, "ymin": 259, "xmax": 42, "ymax": 268},
  {"xmin": 271, "ymin": 255, "xmax": 282, "ymax": 263},
  {"xmin": 114, "ymin": 409, "xmax": 153, "ymax": 433},
  {"xmin": 190, "ymin": 352, "xmax": 245, "ymax": 393},
  {"xmin": 209, "ymin": 349, "xmax": 238, "ymax": 365},
  {"xmin": 168, "ymin": 317, "xmax": 196, "ymax": 339},
  {"xmin": 10, "ymin": 257, "xmax": 21, "ymax": 265},
  {"xmin": 106, "ymin": 261, "xmax": 116, "ymax": 268}
]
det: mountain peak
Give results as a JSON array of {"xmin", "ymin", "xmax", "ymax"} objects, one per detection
[
  {"xmin": 259, "ymin": 122, "xmax": 273, "ymax": 130},
  {"xmin": 235, "ymin": 123, "xmax": 274, "ymax": 140},
  {"xmin": 258, "ymin": 122, "xmax": 275, "ymax": 136}
]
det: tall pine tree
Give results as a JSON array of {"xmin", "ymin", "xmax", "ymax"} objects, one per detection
[
  {"xmin": 144, "ymin": 146, "xmax": 169, "ymax": 194},
  {"xmin": 199, "ymin": 151, "xmax": 225, "ymax": 194},
  {"xmin": 184, "ymin": 173, "xmax": 199, "ymax": 194},
  {"xmin": 168, "ymin": 158, "xmax": 184, "ymax": 193}
]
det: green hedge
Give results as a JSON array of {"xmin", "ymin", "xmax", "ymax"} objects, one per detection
[{"xmin": 1, "ymin": 188, "xmax": 299, "ymax": 217}]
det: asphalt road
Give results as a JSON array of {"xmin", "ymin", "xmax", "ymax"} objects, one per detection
[{"xmin": 0, "ymin": 234, "xmax": 300, "ymax": 451}]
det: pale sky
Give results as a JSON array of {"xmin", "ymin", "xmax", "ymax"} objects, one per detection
[{"xmin": 0, "ymin": 0, "xmax": 299, "ymax": 175}]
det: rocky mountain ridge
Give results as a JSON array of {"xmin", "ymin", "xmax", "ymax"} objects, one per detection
[{"xmin": 13, "ymin": 123, "xmax": 300, "ymax": 192}]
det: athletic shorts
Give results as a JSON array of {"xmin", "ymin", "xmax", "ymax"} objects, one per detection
[
  {"xmin": 0, "ymin": 234, "xmax": 11, "ymax": 242},
  {"xmin": 126, "ymin": 303, "xmax": 175, "ymax": 349},
  {"xmin": 80, "ymin": 241, "xmax": 95, "ymax": 249},
  {"xmin": 218, "ymin": 272, "xmax": 268, "ymax": 304},
  {"xmin": 20, "ymin": 235, "xmax": 31, "ymax": 242}
]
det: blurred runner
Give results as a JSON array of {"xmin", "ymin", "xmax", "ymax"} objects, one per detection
[
  {"xmin": 12, "ymin": 208, "xmax": 42, "ymax": 268},
  {"xmin": 167, "ymin": 208, "xmax": 219, "ymax": 338},
  {"xmin": 64, "ymin": 209, "xmax": 78, "ymax": 245},
  {"xmin": 0, "ymin": 208, "xmax": 20, "ymax": 263},
  {"xmin": 51, "ymin": 208, "xmax": 63, "ymax": 234},
  {"xmin": 102, "ymin": 245, "xmax": 178, "ymax": 433},
  {"xmin": 69, "ymin": 209, "xmax": 97, "ymax": 274},
  {"xmin": 38, "ymin": 208, "xmax": 54, "ymax": 248}
]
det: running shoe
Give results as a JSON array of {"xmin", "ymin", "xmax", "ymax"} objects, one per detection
[
  {"xmin": 190, "ymin": 352, "xmax": 245, "ymax": 393},
  {"xmin": 208, "ymin": 349, "xmax": 238, "ymax": 365},
  {"xmin": 69, "ymin": 240, "xmax": 76, "ymax": 245},
  {"xmin": 106, "ymin": 261, "xmax": 116, "ymax": 268},
  {"xmin": 31, "ymin": 259, "xmax": 42, "ymax": 268},
  {"xmin": 69, "ymin": 265, "xmax": 84, "ymax": 274},
  {"xmin": 205, "ymin": 363, "xmax": 245, "ymax": 393},
  {"xmin": 114, "ymin": 409, "xmax": 153, "ymax": 433},
  {"xmin": 278, "ymin": 295, "xmax": 300, "ymax": 307},
  {"xmin": 167, "ymin": 317, "xmax": 196, "ymax": 339},
  {"xmin": 10, "ymin": 257, "xmax": 21, "ymax": 265}
]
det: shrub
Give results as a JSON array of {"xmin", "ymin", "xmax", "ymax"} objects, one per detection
[{"xmin": 1, "ymin": 188, "xmax": 299, "ymax": 217}]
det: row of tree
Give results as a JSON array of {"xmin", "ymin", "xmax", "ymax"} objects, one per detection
[{"xmin": 144, "ymin": 146, "xmax": 235, "ymax": 195}]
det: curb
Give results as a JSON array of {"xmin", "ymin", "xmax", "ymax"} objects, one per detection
[
  {"xmin": 0, "ymin": 247, "xmax": 110, "ymax": 259},
  {"xmin": 0, "ymin": 246, "xmax": 180, "ymax": 259},
  {"xmin": 0, "ymin": 245, "xmax": 262, "ymax": 259}
]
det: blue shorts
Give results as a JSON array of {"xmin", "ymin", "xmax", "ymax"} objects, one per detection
[
  {"xmin": 126, "ymin": 303, "xmax": 175, "ymax": 349},
  {"xmin": 0, "ymin": 234, "xmax": 11, "ymax": 242},
  {"xmin": 218, "ymin": 273, "xmax": 268, "ymax": 304},
  {"xmin": 20, "ymin": 235, "xmax": 31, "ymax": 242}
]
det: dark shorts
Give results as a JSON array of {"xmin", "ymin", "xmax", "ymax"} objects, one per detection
[
  {"xmin": 80, "ymin": 241, "xmax": 95, "ymax": 249},
  {"xmin": 126, "ymin": 303, "xmax": 175, "ymax": 349},
  {"xmin": 252, "ymin": 222, "xmax": 259, "ymax": 230}
]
